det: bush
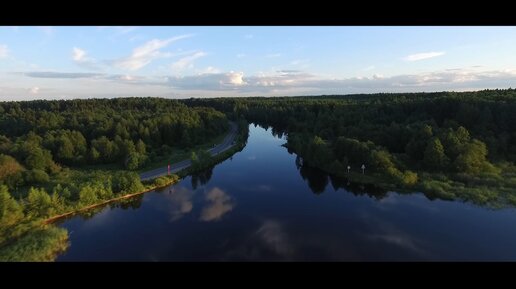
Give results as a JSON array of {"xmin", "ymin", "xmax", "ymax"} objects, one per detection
[
  {"xmin": 24, "ymin": 169, "xmax": 50, "ymax": 184},
  {"xmin": 401, "ymin": 170, "xmax": 418, "ymax": 186},
  {"xmin": 153, "ymin": 176, "xmax": 171, "ymax": 187}
]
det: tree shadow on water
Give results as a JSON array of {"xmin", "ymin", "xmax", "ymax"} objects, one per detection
[
  {"xmin": 191, "ymin": 166, "xmax": 214, "ymax": 190},
  {"xmin": 296, "ymin": 157, "xmax": 388, "ymax": 200}
]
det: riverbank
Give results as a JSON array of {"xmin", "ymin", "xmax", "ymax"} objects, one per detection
[
  {"xmin": 43, "ymin": 175, "xmax": 180, "ymax": 224},
  {"xmin": 44, "ymin": 120, "xmax": 247, "ymax": 224},
  {"xmin": 289, "ymin": 144, "xmax": 516, "ymax": 208}
]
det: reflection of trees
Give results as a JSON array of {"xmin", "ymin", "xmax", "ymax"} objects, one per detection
[
  {"xmin": 328, "ymin": 174, "xmax": 388, "ymax": 200},
  {"xmin": 296, "ymin": 157, "xmax": 388, "ymax": 199},
  {"xmin": 299, "ymin": 161, "xmax": 328, "ymax": 195},
  {"xmin": 113, "ymin": 194, "xmax": 144, "ymax": 210},
  {"xmin": 271, "ymin": 126, "xmax": 287, "ymax": 139},
  {"xmin": 77, "ymin": 206, "xmax": 104, "ymax": 220},
  {"xmin": 75, "ymin": 194, "xmax": 145, "ymax": 220},
  {"xmin": 191, "ymin": 166, "xmax": 214, "ymax": 190}
]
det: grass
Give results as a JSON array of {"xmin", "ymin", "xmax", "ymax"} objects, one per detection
[{"xmin": 0, "ymin": 226, "xmax": 69, "ymax": 262}]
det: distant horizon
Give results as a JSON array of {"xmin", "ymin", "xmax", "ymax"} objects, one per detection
[
  {"xmin": 2, "ymin": 26, "xmax": 516, "ymax": 100},
  {"xmin": 2, "ymin": 87, "xmax": 515, "ymax": 102}
]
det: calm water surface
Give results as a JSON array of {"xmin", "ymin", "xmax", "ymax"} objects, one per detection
[{"xmin": 57, "ymin": 124, "xmax": 516, "ymax": 261}]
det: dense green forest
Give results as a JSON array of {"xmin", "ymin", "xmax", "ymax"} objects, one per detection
[
  {"xmin": 0, "ymin": 98, "xmax": 234, "ymax": 261},
  {"xmin": 181, "ymin": 89, "xmax": 516, "ymax": 206}
]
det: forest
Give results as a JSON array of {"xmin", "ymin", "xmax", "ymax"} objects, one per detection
[
  {"xmin": 0, "ymin": 98, "xmax": 232, "ymax": 260},
  {"xmin": 181, "ymin": 89, "xmax": 516, "ymax": 207}
]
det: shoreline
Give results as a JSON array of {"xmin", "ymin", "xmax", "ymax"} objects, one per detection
[
  {"xmin": 43, "ymin": 121, "xmax": 248, "ymax": 224},
  {"xmin": 43, "ymin": 178, "xmax": 178, "ymax": 224}
]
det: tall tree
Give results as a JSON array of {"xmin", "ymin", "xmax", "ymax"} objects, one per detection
[{"xmin": 424, "ymin": 137, "xmax": 449, "ymax": 170}]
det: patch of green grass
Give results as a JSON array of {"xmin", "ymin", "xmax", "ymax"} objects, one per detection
[{"xmin": 0, "ymin": 226, "xmax": 69, "ymax": 262}]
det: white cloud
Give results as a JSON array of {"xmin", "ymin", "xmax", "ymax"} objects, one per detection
[
  {"xmin": 0, "ymin": 44, "xmax": 8, "ymax": 58},
  {"xmin": 244, "ymin": 34, "xmax": 254, "ymax": 39},
  {"xmin": 72, "ymin": 47, "xmax": 86, "ymax": 61},
  {"xmin": 30, "ymin": 87, "xmax": 40, "ymax": 94},
  {"xmin": 167, "ymin": 71, "xmax": 246, "ymax": 90},
  {"xmin": 29, "ymin": 87, "xmax": 39, "ymax": 94},
  {"xmin": 171, "ymin": 51, "xmax": 207, "ymax": 73},
  {"xmin": 165, "ymin": 68, "xmax": 516, "ymax": 95},
  {"xmin": 12, "ymin": 66, "xmax": 516, "ymax": 99},
  {"xmin": 266, "ymin": 53, "xmax": 281, "ymax": 58},
  {"xmin": 71, "ymin": 47, "xmax": 102, "ymax": 71},
  {"xmin": 403, "ymin": 51, "xmax": 445, "ymax": 61},
  {"xmin": 237, "ymin": 53, "xmax": 246, "ymax": 58},
  {"xmin": 363, "ymin": 65, "xmax": 376, "ymax": 71},
  {"xmin": 113, "ymin": 35, "xmax": 192, "ymax": 71}
]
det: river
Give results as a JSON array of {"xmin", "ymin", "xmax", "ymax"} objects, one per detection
[{"xmin": 56, "ymin": 124, "xmax": 516, "ymax": 261}]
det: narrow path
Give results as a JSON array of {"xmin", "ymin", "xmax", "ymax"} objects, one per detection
[{"xmin": 139, "ymin": 121, "xmax": 238, "ymax": 181}]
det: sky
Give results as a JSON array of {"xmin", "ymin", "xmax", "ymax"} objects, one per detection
[{"xmin": 1, "ymin": 26, "xmax": 516, "ymax": 100}]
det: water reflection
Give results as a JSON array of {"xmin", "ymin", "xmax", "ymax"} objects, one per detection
[
  {"xmin": 221, "ymin": 219, "xmax": 295, "ymax": 261},
  {"xmin": 295, "ymin": 156, "xmax": 388, "ymax": 199},
  {"xmin": 160, "ymin": 185, "xmax": 235, "ymax": 222},
  {"xmin": 191, "ymin": 166, "xmax": 214, "ymax": 190},
  {"xmin": 56, "ymin": 123, "xmax": 516, "ymax": 261},
  {"xmin": 200, "ymin": 187, "xmax": 235, "ymax": 222},
  {"xmin": 299, "ymin": 163, "xmax": 329, "ymax": 195},
  {"xmin": 165, "ymin": 186, "xmax": 194, "ymax": 221},
  {"xmin": 74, "ymin": 194, "xmax": 144, "ymax": 220},
  {"xmin": 254, "ymin": 220, "xmax": 293, "ymax": 257}
]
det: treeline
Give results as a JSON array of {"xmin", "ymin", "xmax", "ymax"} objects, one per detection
[
  {"xmin": 181, "ymin": 89, "xmax": 516, "ymax": 205},
  {"xmin": 0, "ymin": 98, "xmax": 228, "ymax": 189}
]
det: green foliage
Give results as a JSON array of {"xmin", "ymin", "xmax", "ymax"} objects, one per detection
[
  {"xmin": 24, "ymin": 169, "xmax": 50, "ymax": 184},
  {"xmin": 370, "ymin": 150, "xmax": 396, "ymax": 172},
  {"xmin": 190, "ymin": 151, "xmax": 199, "ymax": 163},
  {"xmin": 0, "ymin": 226, "xmax": 69, "ymax": 262},
  {"xmin": 423, "ymin": 137, "xmax": 449, "ymax": 170},
  {"xmin": 454, "ymin": 139, "xmax": 493, "ymax": 174},
  {"xmin": 26, "ymin": 187, "xmax": 54, "ymax": 219},
  {"xmin": 78, "ymin": 185, "xmax": 99, "ymax": 207},
  {"xmin": 125, "ymin": 151, "xmax": 141, "ymax": 170},
  {"xmin": 112, "ymin": 171, "xmax": 144, "ymax": 195},
  {"xmin": 136, "ymin": 139, "xmax": 146, "ymax": 155},
  {"xmin": 191, "ymin": 150, "xmax": 212, "ymax": 170},
  {"xmin": 401, "ymin": 170, "xmax": 418, "ymax": 186},
  {"xmin": 0, "ymin": 185, "xmax": 25, "ymax": 245},
  {"xmin": 153, "ymin": 175, "xmax": 179, "ymax": 187},
  {"xmin": 0, "ymin": 154, "xmax": 24, "ymax": 188}
]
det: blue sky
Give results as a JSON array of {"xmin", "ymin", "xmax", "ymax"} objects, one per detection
[{"xmin": 1, "ymin": 26, "xmax": 516, "ymax": 100}]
